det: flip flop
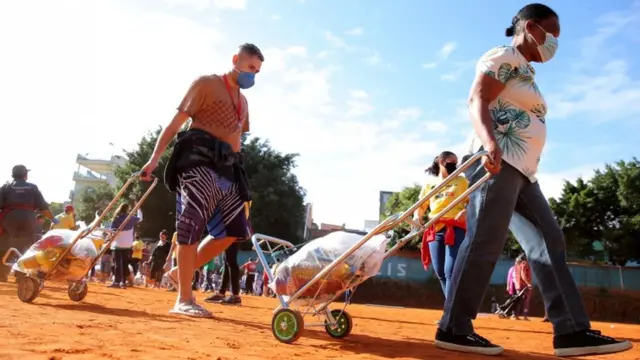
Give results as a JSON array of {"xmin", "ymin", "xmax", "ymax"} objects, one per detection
[{"xmin": 169, "ymin": 301, "xmax": 213, "ymax": 318}]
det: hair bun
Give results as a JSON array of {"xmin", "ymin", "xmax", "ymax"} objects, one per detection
[{"xmin": 505, "ymin": 26, "xmax": 515, "ymax": 37}]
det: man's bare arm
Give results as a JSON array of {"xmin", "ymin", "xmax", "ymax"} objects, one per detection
[{"xmin": 148, "ymin": 111, "xmax": 191, "ymax": 165}]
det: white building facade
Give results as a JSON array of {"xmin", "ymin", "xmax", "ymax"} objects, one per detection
[{"xmin": 70, "ymin": 154, "xmax": 127, "ymax": 206}]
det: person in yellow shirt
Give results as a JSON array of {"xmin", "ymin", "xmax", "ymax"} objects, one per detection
[
  {"xmin": 413, "ymin": 151, "xmax": 468, "ymax": 299},
  {"xmin": 50, "ymin": 205, "xmax": 77, "ymax": 231},
  {"xmin": 164, "ymin": 231, "xmax": 179, "ymax": 291},
  {"xmin": 130, "ymin": 234, "xmax": 144, "ymax": 279}
]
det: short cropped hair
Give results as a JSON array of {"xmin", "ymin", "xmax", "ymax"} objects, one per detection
[{"xmin": 238, "ymin": 43, "xmax": 264, "ymax": 62}]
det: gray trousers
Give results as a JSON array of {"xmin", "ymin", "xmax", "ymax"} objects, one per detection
[{"xmin": 439, "ymin": 158, "xmax": 590, "ymax": 336}]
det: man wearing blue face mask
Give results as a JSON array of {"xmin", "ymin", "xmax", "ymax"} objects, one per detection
[{"xmin": 139, "ymin": 43, "xmax": 263, "ymax": 318}]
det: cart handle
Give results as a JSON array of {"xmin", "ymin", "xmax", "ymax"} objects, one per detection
[
  {"xmin": 45, "ymin": 172, "xmax": 158, "ymax": 281},
  {"xmin": 2, "ymin": 248, "xmax": 22, "ymax": 266},
  {"xmin": 251, "ymin": 234, "xmax": 296, "ymax": 309}
]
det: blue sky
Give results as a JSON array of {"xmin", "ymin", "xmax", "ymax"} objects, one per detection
[{"xmin": 1, "ymin": 0, "xmax": 639, "ymax": 229}]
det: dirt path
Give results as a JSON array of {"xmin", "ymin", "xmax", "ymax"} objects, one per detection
[{"xmin": 0, "ymin": 282, "xmax": 638, "ymax": 360}]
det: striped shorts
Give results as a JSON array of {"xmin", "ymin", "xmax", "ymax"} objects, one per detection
[{"xmin": 175, "ymin": 166, "xmax": 249, "ymax": 245}]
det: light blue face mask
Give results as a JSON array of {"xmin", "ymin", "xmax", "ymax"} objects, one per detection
[
  {"xmin": 235, "ymin": 69, "xmax": 256, "ymax": 89},
  {"xmin": 530, "ymin": 23, "xmax": 558, "ymax": 63}
]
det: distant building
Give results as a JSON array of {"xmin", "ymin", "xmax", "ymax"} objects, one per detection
[
  {"xmin": 307, "ymin": 222, "xmax": 366, "ymax": 240},
  {"xmin": 70, "ymin": 154, "xmax": 127, "ymax": 207},
  {"xmin": 302, "ymin": 203, "xmax": 314, "ymax": 241},
  {"xmin": 364, "ymin": 220, "xmax": 379, "ymax": 232},
  {"xmin": 320, "ymin": 223, "xmax": 345, "ymax": 231},
  {"xmin": 379, "ymin": 190, "xmax": 396, "ymax": 216}
]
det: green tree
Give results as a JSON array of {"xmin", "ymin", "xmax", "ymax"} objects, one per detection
[
  {"xmin": 550, "ymin": 159, "xmax": 640, "ymax": 264},
  {"xmin": 114, "ymin": 127, "xmax": 175, "ymax": 239},
  {"xmin": 76, "ymin": 184, "xmax": 117, "ymax": 224},
  {"xmin": 380, "ymin": 184, "xmax": 421, "ymax": 251},
  {"xmin": 49, "ymin": 202, "xmax": 65, "ymax": 216},
  {"xmin": 242, "ymin": 137, "xmax": 306, "ymax": 248},
  {"xmin": 503, "ymin": 231, "xmax": 523, "ymax": 259},
  {"xmin": 548, "ymin": 178, "xmax": 597, "ymax": 259},
  {"xmin": 114, "ymin": 129, "xmax": 307, "ymax": 245}
]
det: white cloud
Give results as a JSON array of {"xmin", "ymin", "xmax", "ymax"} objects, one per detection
[
  {"xmin": 440, "ymin": 60, "xmax": 475, "ymax": 82},
  {"xmin": 345, "ymin": 89, "xmax": 373, "ymax": 117},
  {"xmin": 325, "ymin": 31, "xmax": 355, "ymax": 51},
  {"xmin": 346, "ymin": 100, "xmax": 374, "ymax": 117},
  {"xmin": 324, "ymin": 31, "xmax": 392, "ymax": 70},
  {"xmin": 316, "ymin": 51, "xmax": 331, "ymax": 59},
  {"xmin": 271, "ymin": 14, "xmax": 281, "ymax": 20},
  {"xmin": 163, "ymin": 0, "xmax": 246, "ymax": 10},
  {"xmin": 424, "ymin": 121, "xmax": 448, "ymax": 133},
  {"xmin": 212, "ymin": 0, "xmax": 247, "ymax": 10},
  {"xmin": 547, "ymin": 2, "xmax": 640, "ymax": 121},
  {"xmin": 345, "ymin": 27, "xmax": 364, "ymax": 36},
  {"xmin": 422, "ymin": 62, "xmax": 438, "ymax": 70},
  {"xmin": 439, "ymin": 41, "xmax": 457, "ymax": 59},
  {"xmin": 349, "ymin": 90, "xmax": 369, "ymax": 99},
  {"xmin": 394, "ymin": 107, "xmax": 422, "ymax": 120},
  {"xmin": 263, "ymin": 46, "xmax": 308, "ymax": 72},
  {"xmin": 421, "ymin": 42, "xmax": 458, "ymax": 71}
]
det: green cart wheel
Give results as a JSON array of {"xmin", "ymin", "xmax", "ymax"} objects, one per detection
[
  {"xmin": 68, "ymin": 281, "xmax": 88, "ymax": 302},
  {"xmin": 324, "ymin": 309, "xmax": 353, "ymax": 339},
  {"xmin": 16, "ymin": 276, "xmax": 40, "ymax": 303},
  {"xmin": 271, "ymin": 308, "xmax": 304, "ymax": 344}
]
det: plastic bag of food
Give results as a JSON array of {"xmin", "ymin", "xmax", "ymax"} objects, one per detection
[
  {"xmin": 12, "ymin": 228, "xmax": 99, "ymax": 282},
  {"xmin": 269, "ymin": 231, "xmax": 388, "ymax": 298}
]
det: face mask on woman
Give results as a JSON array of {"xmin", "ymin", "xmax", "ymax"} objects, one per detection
[
  {"xmin": 529, "ymin": 22, "xmax": 558, "ymax": 63},
  {"xmin": 444, "ymin": 162, "xmax": 458, "ymax": 175}
]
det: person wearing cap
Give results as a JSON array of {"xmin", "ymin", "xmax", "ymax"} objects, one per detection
[
  {"xmin": 0, "ymin": 165, "xmax": 57, "ymax": 282},
  {"xmin": 51, "ymin": 204, "xmax": 77, "ymax": 230}
]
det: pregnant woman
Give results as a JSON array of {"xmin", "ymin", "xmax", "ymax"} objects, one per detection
[{"xmin": 433, "ymin": 3, "xmax": 632, "ymax": 357}]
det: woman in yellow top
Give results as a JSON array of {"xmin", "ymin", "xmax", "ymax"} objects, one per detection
[
  {"xmin": 50, "ymin": 205, "xmax": 77, "ymax": 231},
  {"xmin": 130, "ymin": 234, "xmax": 144, "ymax": 277},
  {"xmin": 413, "ymin": 150, "xmax": 468, "ymax": 299}
]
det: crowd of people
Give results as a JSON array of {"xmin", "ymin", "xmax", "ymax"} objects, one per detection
[{"xmin": 90, "ymin": 225, "xmax": 275, "ymax": 302}]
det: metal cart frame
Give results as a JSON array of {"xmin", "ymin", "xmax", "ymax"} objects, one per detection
[
  {"xmin": 252, "ymin": 151, "xmax": 492, "ymax": 343},
  {"xmin": 2, "ymin": 172, "xmax": 157, "ymax": 303}
]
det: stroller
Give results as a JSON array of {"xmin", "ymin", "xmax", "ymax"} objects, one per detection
[
  {"xmin": 495, "ymin": 287, "xmax": 528, "ymax": 319},
  {"xmin": 252, "ymin": 151, "xmax": 493, "ymax": 344},
  {"xmin": 1, "ymin": 172, "xmax": 157, "ymax": 303}
]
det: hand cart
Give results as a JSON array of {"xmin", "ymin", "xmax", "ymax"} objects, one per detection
[
  {"xmin": 251, "ymin": 151, "xmax": 492, "ymax": 343},
  {"xmin": 2, "ymin": 172, "xmax": 157, "ymax": 303}
]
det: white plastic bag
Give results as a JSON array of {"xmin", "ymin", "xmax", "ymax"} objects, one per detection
[
  {"xmin": 133, "ymin": 272, "xmax": 145, "ymax": 286},
  {"xmin": 12, "ymin": 228, "xmax": 99, "ymax": 282},
  {"xmin": 269, "ymin": 231, "xmax": 388, "ymax": 298}
]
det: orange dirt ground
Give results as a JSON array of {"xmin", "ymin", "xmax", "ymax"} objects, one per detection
[{"xmin": 0, "ymin": 282, "xmax": 638, "ymax": 360}]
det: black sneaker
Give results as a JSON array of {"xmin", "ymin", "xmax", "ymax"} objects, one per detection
[
  {"xmin": 553, "ymin": 329, "xmax": 632, "ymax": 357},
  {"xmin": 220, "ymin": 295, "xmax": 242, "ymax": 305},
  {"xmin": 434, "ymin": 328, "xmax": 504, "ymax": 356},
  {"xmin": 204, "ymin": 293, "xmax": 226, "ymax": 303}
]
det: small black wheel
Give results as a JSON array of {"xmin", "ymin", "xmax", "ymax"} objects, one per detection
[
  {"xmin": 324, "ymin": 309, "xmax": 353, "ymax": 338},
  {"xmin": 271, "ymin": 308, "xmax": 304, "ymax": 344},
  {"xmin": 68, "ymin": 281, "xmax": 88, "ymax": 302},
  {"xmin": 17, "ymin": 276, "xmax": 40, "ymax": 303}
]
